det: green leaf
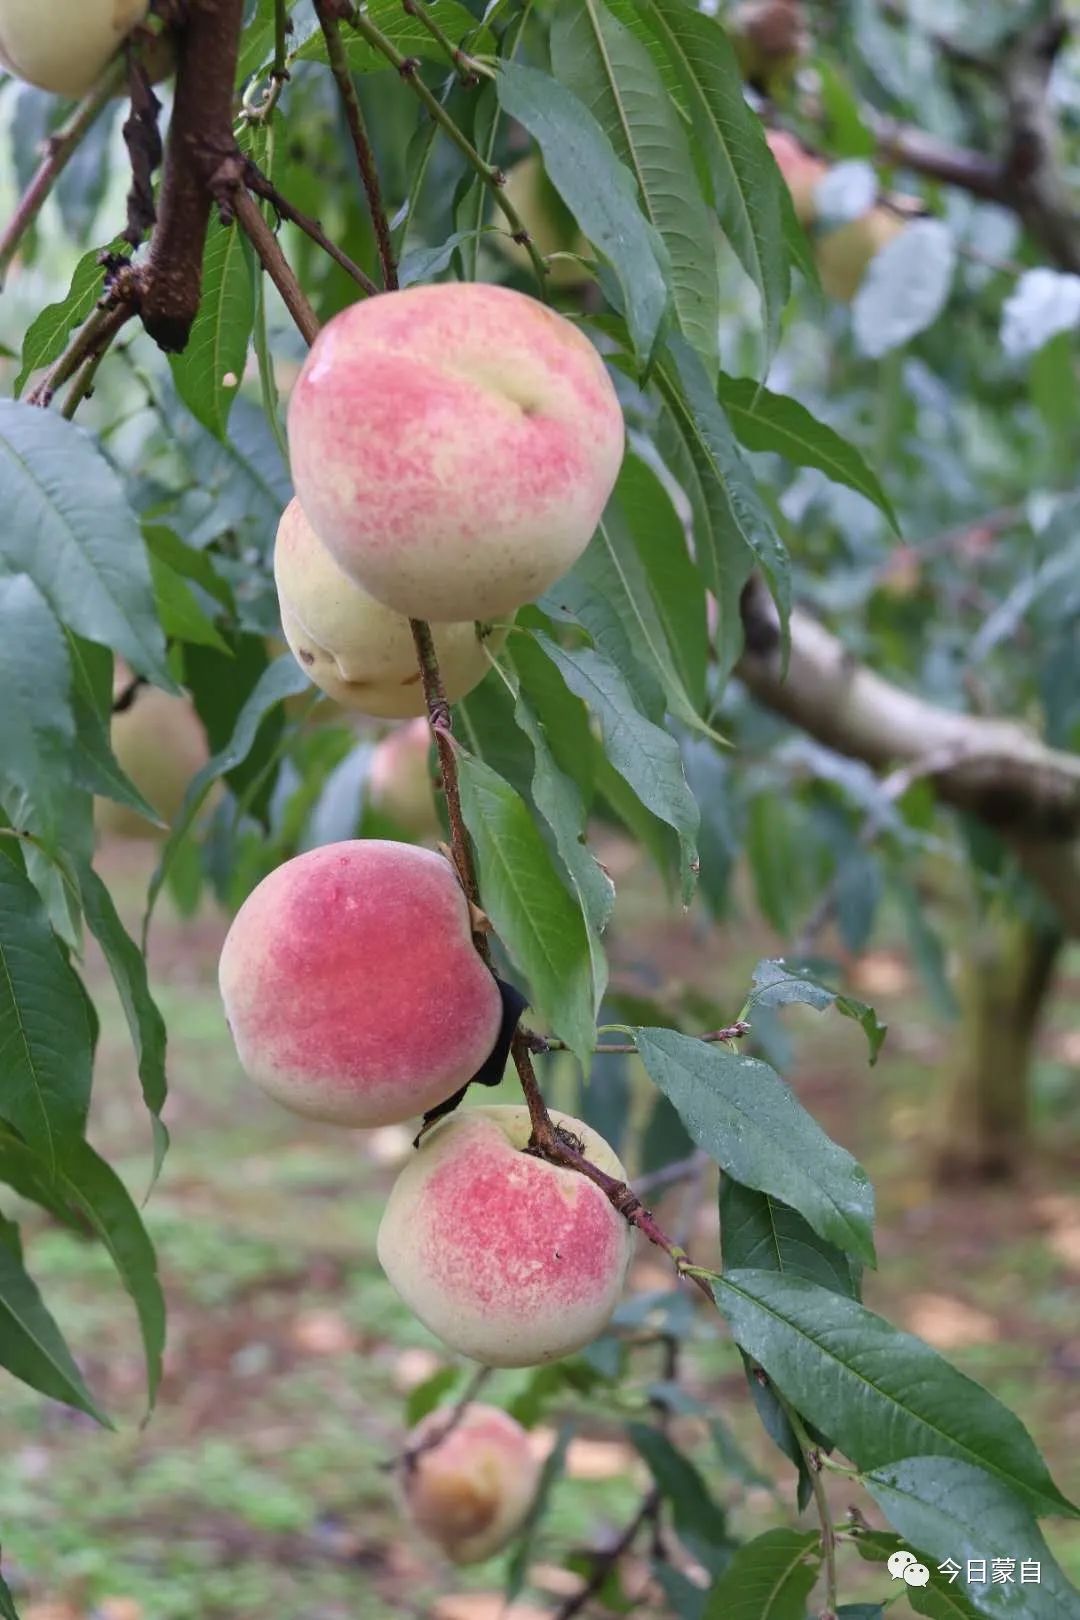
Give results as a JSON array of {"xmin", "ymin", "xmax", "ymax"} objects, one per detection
[
  {"xmin": 398, "ymin": 229, "xmax": 490, "ymax": 288},
  {"xmin": 641, "ymin": 0, "xmax": 790, "ymax": 356},
  {"xmin": 149, "ymin": 553, "xmax": 230, "ymax": 652},
  {"xmin": 0, "ymin": 575, "xmax": 75, "ymax": 848},
  {"xmin": 294, "ymin": 1, "xmax": 493, "ymax": 73},
  {"xmin": 170, "ymin": 219, "xmax": 254, "ymax": 439},
  {"xmin": 404, "ymin": 1367, "xmax": 461, "ymax": 1427},
  {"xmin": 0, "ymin": 403, "xmax": 171, "ymax": 686},
  {"xmin": 702, "ymin": 1528, "xmax": 821, "ymax": 1620},
  {"xmin": 0, "ymin": 1124, "xmax": 75, "ymax": 1225},
  {"xmin": 66, "ymin": 635, "xmax": 162, "ymax": 828},
  {"xmin": 748, "ymin": 960, "xmax": 887, "ymax": 1064},
  {"xmin": 79, "ymin": 864, "xmax": 168, "ymax": 1179},
  {"xmin": 720, "ymin": 1180, "xmax": 861, "ymax": 1297},
  {"xmin": 863, "ymin": 1458, "xmax": 1078, "ymax": 1620},
  {"xmin": 853, "ymin": 220, "xmax": 956, "ymax": 358},
  {"xmin": 0, "ymin": 1566, "xmax": 18, "ymax": 1620},
  {"xmin": 0, "ymin": 848, "xmax": 93, "ymax": 1169},
  {"xmin": 552, "ymin": 0, "xmax": 720, "ymax": 368},
  {"xmin": 53, "ymin": 1136, "xmax": 165, "ymax": 1409},
  {"xmin": 534, "ymin": 634, "xmax": 700, "ymax": 902},
  {"xmin": 716, "ymin": 373, "xmax": 899, "ymax": 532},
  {"xmin": 512, "ymin": 689, "xmax": 612, "ymax": 1013},
  {"xmin": 13, "ymin": 241, "xmax": 120, "ymax": 396},
  {"xmin": 142, "ymin": 525, "xmax": 233, "ymax": 612},
  {"xmin": 144, "ymin": 656, "xmax": 310, "ymax": 935},
  {"xmin": 851, "ymin": 1530, "xmax": 985, "ymax": 1620},
  {"xmin": 634, "ymin": 1031, "xmax": 875, "ymax": 1263},
  {"xmin": 614, "ymin": 451, "xmax": 709, "ymax": 714},
  {"xmin": 455, "ymin": 745, "xmax": 596, "ymax": 1068},
  {"xmin": 655, "ymin": 340, "xmax": 790, "ymax": 633},
  {"xmin": 0, "ymin": 1233, "xmax": 106, "ymax": 1421},
  {"xmin": 506, "ymin": 1422, "xmax": 572, "ymax": 1602},
  {"xmin": 713, "ymin": 1271, "xmax": 1077, "ymax": 1520},
  {"xmin": 630, "ymin": 1423, "xmax": 730, "ymax": 1573},
  {"xmin": 496, "ymin": 61, "xmax": 669, "ymax": 365}
]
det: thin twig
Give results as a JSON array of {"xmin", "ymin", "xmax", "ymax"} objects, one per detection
[
  {"xmin": 401, "ymin": 0, "xmax": 486, "ymax": 84},
  {"xmin": 553, "ymin": 1487, "xmax": 663, "ymax": 1620},
  {"xmin": 778, "ymin": 1397, "xmax": 838, "ymax": 1619},
  {"xmin": 341, "ymin": 1, "xmax": 550, "ymax": 291},
  {"xmin": 529, "ymin": 1021, "xmax": 751, "ymax": 1057},
  {"xmin": 26, "ymin": 297, "xmax": 137, "ymax": 408},
  {"xmin": 245, "ymin": 163, "xmax": 380, "ymax": 296},
  {"xmin": 232, "ymin": 188, "xmax": 321, "ymax": 345},
  {"xmin": 0, "ymin": 58, "xmax": 125, "ymax": 286},
  {"xmin": 386, "ymin": 1365, "xmax": 493, "ymax": 1475},
  {"xmin": 313, "ymin": 0, "xmax": 397, "ymax": 290},
  {"xmin": 409, "ymin": 618, "xmax": 485, "ymax": 925}
]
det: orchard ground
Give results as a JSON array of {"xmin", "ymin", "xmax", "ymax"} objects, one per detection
[{"xmin": 2, "ymin": 837, "xmax": 1077, "ymax": 1620}]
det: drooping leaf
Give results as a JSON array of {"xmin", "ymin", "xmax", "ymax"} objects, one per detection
[
  {"xmin": 716, "ymin": 373, "xmax": 899, "ymax": 532},
  {"xmin": 0, "ymin": 575, "xmax": 75, "ymax": 848},
  {"xmin": 148, "ymin": 553, "xmax": 230, "ymax": 652},
  {"xmin": 713, "ymin": 1271, "xmax": 1077, "ymax": 1520},
  {"xmin": 863, "ymin": 1458, "xmax": 1078, "ymax": 1620},
  {"xmin": 0, "ymin": 403, "xmax": 171, "ymax": 685},
  {"xmin": 534, "ymin": 634, "xmax": 700, "ymax": 902},
  {"xmin": 552, "ymin": 0, "xmax": 720, "ymax": 367},
  {"xmin": 505, "ymin": 1422, "xmax": 573, "ymax": 1602},
  {"xmin": 634, "ymin": 1030, "xmax": 875, "ymax": 1262},
  {"xmin": 79, "ymin": 864, "xmax": 168, "ymax": 1178},
  {"xmin": 170, "ymin": 219, "xmax": 254, "ymax": 439},
  {"xmin": 748, "ymin": 959, "xmax": 887, "ymax": 1064},
  {"xmin": 630, "ymin": 1423, "xmax": 731, "ymax": 1574},
  {"xmin": 0, "ymin": 1234, "xmax": 105, "ymax": 1422},
  {"xmin": 455, "ymin": 745, "xmax": 596, "ymax": 1067},
  {"xmin": 496, "ymin": 61, "xmax": 669, "ymax": 365},
  {"xmin": 65, "ymin": 634, "xmax": 162, "ymax": 828},
  {"xmin": 14, "ymin": 240, "xmax": 122, "ymax": 396},
  {"xmin": 0, "ymin": 848, "xmax": 93, "ymax": 1169},
  {"xmin": 720, "ymin": 1179, "xmax": 862, "ymax": 1297},
  {"xmin": 702, "ymin": 1529, "xmax": 822, "ymax": 1620},
  {"xmin": 655, "ymin": 340, "xmax": 790, "ymax": 635},
  {"xmin": 641, "ymin": 0, "xmax": 790, "ymax": 355}
]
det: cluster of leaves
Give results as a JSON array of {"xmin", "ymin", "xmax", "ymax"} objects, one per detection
[{"xmin": 0, "ymin": 0, "xmax": 1077, "ymax": 1615}]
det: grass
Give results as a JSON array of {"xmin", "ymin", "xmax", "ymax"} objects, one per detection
[{"xmin": 0, "ymin": 841, "xmax": 1077, "ymax": 1619}]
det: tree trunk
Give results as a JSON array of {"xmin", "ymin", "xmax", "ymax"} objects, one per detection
[{"xmin": 936, "ymin": 914, "xmax": 1063, "ymax": 1183}]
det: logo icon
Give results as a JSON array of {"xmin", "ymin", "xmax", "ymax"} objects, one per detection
[{"xmin": 888, "ymin": 1550, "xmax": 930, "ymax": 1586}]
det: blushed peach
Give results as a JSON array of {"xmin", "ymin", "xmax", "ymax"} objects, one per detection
[
  {"xmin": 274, "ymin": 498, "xmax": 504, "ymax": 717},
  {"xmin": 218, "ymin": 841, "xmax": 503, "ymax": 1127},
  {"xmin": 767, "ymin": 130, "xmax": 827, "ymax": 225},
  {"xmin": 0, "ymin": 0, "xmax": 147, "ymax": 95},
  {"xmin": 370, "ymin": 718, "xmax": 440, "ymax": 840},
  {"xmin": 286, "ymin": 283, "xmax": 625, "ymax": 621},
  {"xmin": 377, "ymin": 1106, "xmax": 635, "ymax": 1367},
  {"xmin": 400, "ymin": 1403, "xmax": 540, "ymax": 1564}
]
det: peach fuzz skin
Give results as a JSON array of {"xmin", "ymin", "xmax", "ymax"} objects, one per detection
[
  {"xmin": 377, "ymin": 1106, "xmax": 635, "ymax": 1367},
  {"xmin": 286, "ymin": 283, "xmax": 625, "ymax": 622},
  {"xmin": 401, "ymin": 1403, "xmax": 541, "ymax": 1564},
  {"xmin": 274, "ymin": 498, "xmax": 505, "ymax": 718},
  {"xmin": 218, "ymin": 841, "xmax": 503, "ymax": 1128}
]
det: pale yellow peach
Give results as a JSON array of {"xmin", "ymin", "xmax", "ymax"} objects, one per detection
[
  {"xmin": 0, "ymin": 0, "xmax": 147, "ymax": 96},
  {"xmin": 400, "ymin": 1403, "xmax": 540, "ymax": 1564},
  {"xmin": 273, "ymin": 498, "xmax": 505, "ymax": 717},
  {"xmin": 377, "ymin": 1106, "xmax": 635, "ymax": 1367},
  {"xmin": 95, "ymin": 683, "xmax": 210, "ymax": 841}
]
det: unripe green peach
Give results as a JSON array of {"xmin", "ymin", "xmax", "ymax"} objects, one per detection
[
  {"xmin": 400, "ymin": 1403, "xmax": 540, "ymax": 1564},
  {"xmin": 377, "ymin": 1106, "xmax": 635, "ymax": 1367},
  {"xmin": 0, "ymin": 0, "xmax": 148, "ymax": 96},
  {"xmin": 491, "ymin": 155, "xmax": 590, "ymax": 289},
  {"xmin": 286, "ymin": 283, "xmax": 625, "ymax": 622},
  {"xmin": 218, "ymin": 840, "xmax": 503, "ymax": 1128},
  {"xmin": 95, "ymin": 683, "xmax": 210, "ymax": 841},
  {"xmin": 274, "ymin": 499, "xmax": 506, "ymax": 717},
  {"xmin": 369, "ymin": 719, "xmax": 440, "ymax": 841}
]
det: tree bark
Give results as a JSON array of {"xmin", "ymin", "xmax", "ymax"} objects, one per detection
[{"xmin": 936, "ymin": 915, "xmax": 1063, "ymax": 1182}]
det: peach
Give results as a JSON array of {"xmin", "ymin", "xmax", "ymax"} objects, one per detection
[
  {"xmin": 369, "ymin": 718, "xmax": 440, "ymax": 840},
  {"xmin": 767, "ymin": 130, "xmax": 827, "ymax": 226},
  {"xmin": 816, "ymin": 208, "xmax": 904, "ymax": 301},
  {"xmin": 95, "ymin": 681, "xmax": 210, "ymax": 841},
  {"xmin": 377, "ymin": 1106, "xmax": 635, "ymax": 1367},
  {"xmin": 274, "ymin": 498, "xmax": 505, "ymax": 717},
  {"xmin": 0, "ymin": 0, "xmax": 147, "ymax": 96},
  {"xmin": 218, "ymin": 841, "xmax": 503, "ymax": 1127},
  {"xmin": 286, "ymin": 282, "xmax": 625, "ymax": 621},
  {"xmin": 400, "ymin": 1403, "xmax": 540, "ymax": 1564}
]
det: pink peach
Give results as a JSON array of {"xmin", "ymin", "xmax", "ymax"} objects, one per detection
[
  {"xmin": 218, "ymin": 841, "xmax": 502, "ymax": 1127},
  {"xmin": 369, "ymin": 719, "xmax": 440, "ymax": 840},
  {"xmin": 400, "ymin": 1403, "xmax": 540, "ymax": 1564},
  {"xmin": 767, "ymin": 130, "xmax": 827, "ymax": 225},
  {"xmin": 377, "ymin": 1106, "xmax": 635, "ymax": 1366},
  {"xmin": 286, "ymin": 283, "xmax": 625, "ymax": 621}
]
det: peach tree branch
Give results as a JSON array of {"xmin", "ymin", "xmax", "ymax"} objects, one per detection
[{"xmin": 244, "ymin": 161, "xmax": 380, "ymax": 296}]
